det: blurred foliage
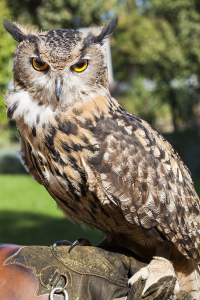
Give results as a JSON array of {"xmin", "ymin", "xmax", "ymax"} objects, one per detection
[
  {"xmin": 113, "ymin": 0, "xmax": 200, "ymax": 130},
  {"xmin": 164, "ymin": 129, "xmax": 200, "ymax": 176},
  {"xmin": 6, "ymin": 0, "xmax": 118, "ymax": 30},
  {"xmin": 0, "ymin": 0, "xmax": 16, "ymax": 126},
  {"xmin": 119, "ymin": 77, "xmax": 170, "ymax": 125},
  {"xmin": 0, "ymin": 154, "xmax": 27, "ymax": 174}
]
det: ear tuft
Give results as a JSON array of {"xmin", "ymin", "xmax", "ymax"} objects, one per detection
[
  {"xmin": 94, "ymin": 17, "xmax": 118, "ymax": 43},
  {"xmin": 2, "ymin": 19, "xmax": 27, "ymax": 42}
]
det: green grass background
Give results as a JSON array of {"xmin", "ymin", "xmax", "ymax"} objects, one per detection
[
  {"xmin": 0, "ymin": 175, "xmax": 104, "ymax": 246},
  {"xmin": 0, "ymin": 175, "xmax": 200, "ymax": 247}
]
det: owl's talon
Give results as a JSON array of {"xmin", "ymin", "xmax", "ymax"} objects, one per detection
[
  {"xmin": 52, "ymin": 240, "xmax": 72, "ymax": 248},
  {"xmin": 68, "ymin": 238, "xmax": 93, "ymax": 253}
]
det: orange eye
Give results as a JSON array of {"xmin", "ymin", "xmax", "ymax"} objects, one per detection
[
  {"xmin": 32, "ymin": 58, "xmax": 48, "ymax": 71},
  {"xmin": 71, "ymin": 60, "xmax": 88, "ymax": 72}
]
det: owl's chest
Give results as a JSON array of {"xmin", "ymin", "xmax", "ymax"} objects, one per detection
[
  {"xmin": 21, "ymin": 129, "xmax": 161, "ymax": 259},
  {"xmin": 21, "ymin": 135, "xmax": 119, "ymax": 230},
  {"xmin": 20, "ymin": 130, "xmax": 119, "ymax": 223},
  {"xmin": 19, "ymin": 114, "xmax": 97, "ymax": 188},
  {"xmin": 20, "ymin": 122, "xmax": 101, "ymax": 209}
]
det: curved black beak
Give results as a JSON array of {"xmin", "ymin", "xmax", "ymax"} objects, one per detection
[{"xmin": 55, "ymin": 76, "xmax": 63, "ymax": 101}]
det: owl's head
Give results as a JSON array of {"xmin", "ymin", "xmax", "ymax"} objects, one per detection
[{"xmin": 3, "ymin": 18, "xmax": 117, "ymax": 113}]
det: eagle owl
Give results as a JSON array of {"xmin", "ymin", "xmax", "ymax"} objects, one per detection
[{"xmin": 3, "ymin": 18, "xmax": 200, "ymax": 298}]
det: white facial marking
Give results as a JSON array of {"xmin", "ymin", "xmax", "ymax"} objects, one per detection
[{"xmin": 6, "ymin": 90, "xmax": 54, "ymax": 127}]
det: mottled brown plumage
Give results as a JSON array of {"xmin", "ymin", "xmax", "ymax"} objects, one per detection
[{"xmin": 3, "ymin": 19, "xmax": 200, "ymax": 298}]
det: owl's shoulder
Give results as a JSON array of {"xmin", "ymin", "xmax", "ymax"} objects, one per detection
[{"xmin": 91, "ymin": 105, "xmax": 193, "ymax": 186}]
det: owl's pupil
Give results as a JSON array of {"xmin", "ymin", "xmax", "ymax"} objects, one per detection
[
  {"xmin": 76, "ymin": 62, "xmax": 85, "ymax": 69},
  {"xmin": 35, "ymin": 59, "xmax": 45, "ymax": 68}
]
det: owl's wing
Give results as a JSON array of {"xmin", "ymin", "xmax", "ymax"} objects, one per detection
[{"xmin": 82, "ymin": 110, "xmax": 200, "ymax": 261}]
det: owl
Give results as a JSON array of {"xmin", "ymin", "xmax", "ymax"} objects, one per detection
[{"xmin": 3, "ymin": 18, "xmax": 200, "ymax": 298}]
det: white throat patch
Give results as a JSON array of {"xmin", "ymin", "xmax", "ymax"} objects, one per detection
[{"xmin": 5, "ymin": 90, "xmax": 54, "ymax": 128}]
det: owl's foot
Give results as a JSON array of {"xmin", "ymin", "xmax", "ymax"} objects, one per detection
[{"xmin": 128, "ymin": 256, "xmax": 180, "ymax": 295}]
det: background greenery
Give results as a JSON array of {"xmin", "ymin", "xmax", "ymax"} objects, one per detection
[
  {"xmin": 0, "ymin": 175, "xmax": 104, "ymax": 245},
  {"xmin": 1, "ymin": 0, "xmax": 200, "ymax": 245}
]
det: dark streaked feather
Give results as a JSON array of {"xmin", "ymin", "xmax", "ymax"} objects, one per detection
[
  {"xmin": 94, "ymin": 17, "xmax": 118, "ymax": 43},
  {"xmin": 2, "ymin": 19, "xmax": 26, "ymax": 42}
]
